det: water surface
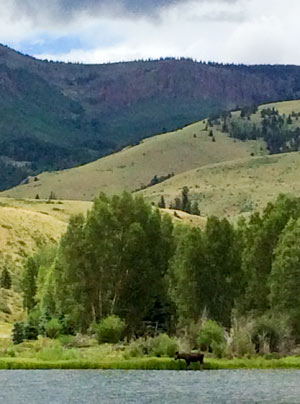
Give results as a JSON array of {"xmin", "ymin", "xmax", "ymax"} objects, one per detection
[{"xmin": 0, "ymin": 369, "xmax": 299, "ymax": 403}]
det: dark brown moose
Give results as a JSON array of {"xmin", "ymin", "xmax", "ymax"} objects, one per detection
[{"xmin": 175, "ymin": 351, "xmax": 204, "ymax": 367}]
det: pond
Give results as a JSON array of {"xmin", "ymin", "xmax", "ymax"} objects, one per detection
[{"xmin": 0, "ymin": 369, "xmax": 299, "ymax": 403}]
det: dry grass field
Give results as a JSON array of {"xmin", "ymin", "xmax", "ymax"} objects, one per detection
[{"xmin": 141, "ymin": 151, "xmax": 300, "ymax": 218}]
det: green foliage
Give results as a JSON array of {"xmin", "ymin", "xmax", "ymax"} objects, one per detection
[
  {"xmin": 24, "ymin": 322, "xmax": 38, "ymax": 341},
  {"xmin": 35, "ymin": 344, "xmax": 80, "ymax": 362},
  {"xmin": 44, "ymin": 318, "xmax": 62, "ymax": 339},
  {"xmin": 240, "ymin": 194, "xmax": 300, "ymax": 314},
  {"xmin": 124, "ymin": 334, "xmax": 178, "ymax": 358},
  {"xmin": 21, "ymin": 191, "xmax": 300, "ymax": 352},
  {"xmin": 51, "ymin": 192, "xmax": 173, "ymax": 335},
  {"xmin": 12, "ymin": 322, "xmax": 24, "ymax": 345},
  {"xmin": 226, "ymin": 317, "xmax": 255, "ymax": 358},
  {"xmin": 197, "ymin": 320, "xmax": 225, "ymax": 357},
  {"xmin": 22, "ymin": 246, "xmax": 57, "ymax": 313},
  {"xmin": 170, "ymin": 216, "xmax": 242, "ymax": 327},
  {"xmin": 0, "ymin": 266, "xmax": 11, "ymax": 289},
  {"xmin": 94, "ymin": 316, "xmax": 125, "ymax": 344},
  {"xmin": 269, "ymin": 217, "xmax": 300, "ymax": 337},
  {"xmin": 22, "ymin": 257, "xmax": 38, "ymax": 311},
  {"xmin": 146, "ymin": 334, "xmax": 178, "ymax": 357}
]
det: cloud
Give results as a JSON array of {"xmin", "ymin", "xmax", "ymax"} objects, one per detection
[{"xmin": 1, "ymin": 0, "xmax": 300, "ymax": 65}]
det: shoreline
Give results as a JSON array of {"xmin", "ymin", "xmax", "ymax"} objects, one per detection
[{"xmin": 1, "ymin": 357, "xmax": 300, "ymax": 370}]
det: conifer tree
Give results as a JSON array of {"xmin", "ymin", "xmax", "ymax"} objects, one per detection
[
  {"xmin": 158, "ymin": 196, "xmax": 166, "ymax": 209},
  {"xmin": 191, "ymin": 202, "xmax": 200, "ymax": 216},
  {"xmin": 22, "ymin": 257, "xmax": 38, "ymax": 311},
  {"xmin": 0, "ymin": 266, "xmax": 11, "ymax": 289},
  {"xmin": 12, "ymin": 322, "xmax": 24, "ymax": 345},
  {"xmin": 181, "ymin": 186, "xmax": 190, "ymax": 212}
]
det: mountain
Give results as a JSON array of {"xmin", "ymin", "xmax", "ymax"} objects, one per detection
[{"xmin": 2, "ymin": 44, "xmax": 300, "ymax": 190}]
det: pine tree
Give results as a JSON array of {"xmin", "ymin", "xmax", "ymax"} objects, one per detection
[
  {"xmin": 12, "ymin": 322, "xmax": 24, "ymax": 345},
  {"xmin": 174, "ymin": 197, "xmax": 182, "ymax": 210},
  {"xmin": 158, "ymin": 196, "xmax": 166, "ymax": 209},
  {"xmin": 181, "ymin": 187, "xmax": 190, "ymax": 212},
  {"xmin": 48, "ymin": 191, "xmax": 57, "ymax": 200},
  {"xmin": 0, "ymin": 266, "xmax": 11, "ymax": 289},
  {"xmin": 191, "ymin": 202, "xmax": 200, "ymax": 216},
  {"xmin": 22, "ymin": 257, "xmax": 38, "ymax": 311}
]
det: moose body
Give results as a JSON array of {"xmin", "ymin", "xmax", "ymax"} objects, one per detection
[{"xmin": 175, "ymin": 351, "xmax": 204, "ymax": 367}]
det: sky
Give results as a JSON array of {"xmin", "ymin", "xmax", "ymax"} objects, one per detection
[{"xmin": 1, "ymin": 0, "xmax": 300, "ymax": 65}]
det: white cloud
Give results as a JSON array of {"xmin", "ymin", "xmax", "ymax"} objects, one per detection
[{"xmin": 1, "ymin": 0, "xmax": 300, "ymax": 65}]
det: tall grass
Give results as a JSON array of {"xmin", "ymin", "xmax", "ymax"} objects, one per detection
[{"xmin": 1, "ymin": 357, "xmax": 300, "ymax": 370}]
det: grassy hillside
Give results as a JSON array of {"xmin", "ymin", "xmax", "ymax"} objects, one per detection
[
  {"xmin": 1, "ymin": 120, "xmax": 263, "ymax": 200},
  {"xmin": 136, "ymin": 99, "xmax": 300, "ymax": 217},
  {"xmin": 3, "ymin": 43, "xmax": 300, "ymax": 189},
  {"xmin": 141, "ymin": 152, "xmax": 300, "ymax": 218},
  {"xmin": 0, "ymin": 198, "xmax": 92, "ymax": 282},
  {"xmin": 0, "ymin": 198, "xmax": 92, "ymax": 321}
]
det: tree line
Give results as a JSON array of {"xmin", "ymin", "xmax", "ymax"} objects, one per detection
[{"xmin": 19, "ymin": 192, "xmax": 300, "ymax": 351}]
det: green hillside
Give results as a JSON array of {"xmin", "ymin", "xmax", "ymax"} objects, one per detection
[{"xmin": 1, "ymin": 119, "xmax": 263, "ymax": 200}]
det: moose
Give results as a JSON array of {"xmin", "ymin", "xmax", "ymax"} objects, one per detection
[{"xmin": 175, "ymin": 351, "xmax": 204, "ymax": 367}]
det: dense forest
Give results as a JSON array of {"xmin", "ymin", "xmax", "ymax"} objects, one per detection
[
  {"xmin": 9, "ymin": 192, "xmax": 300, "ymax": 356},
  {"xmin": 4, "ymin": 43, "xmax": 300, "ymax": 190}
]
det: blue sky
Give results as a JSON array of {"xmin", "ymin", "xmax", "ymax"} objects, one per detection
[{"xmin": 1, "ymin": 0, "xmax": 300, "ymax": 65}]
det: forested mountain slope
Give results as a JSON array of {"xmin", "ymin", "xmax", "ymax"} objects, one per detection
[{"xmin": 2, "ymin": 43, "xmax": 300, "ymax": 189}]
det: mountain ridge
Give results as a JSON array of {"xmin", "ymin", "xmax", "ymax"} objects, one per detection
[{"xmin": 2, "ymin": 44, "xmax": 300, "ymax": 190}]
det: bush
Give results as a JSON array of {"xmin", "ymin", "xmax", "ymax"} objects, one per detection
[
  {"xmin": 36, "ymin": 344, "xmax": 80, "ymax": 362},
  {"xmin": 250, "ymin": 315, "xmax": 291, "ymax": 354},
  {"xmin": 197, "ymin": 320, "xmax": 225, "ymax": 357},
  {"xmin": 95, "ymin": 316, "xmax": 125, "ymax": 344},
  {"xmin": 124, "ymin": 340, "xmax": 144, "ymax": 359},
  {"xmin": 226, "ymin": 317, "xmax": 255, "ymax": 358},
  {"xmin": 12, "ymin": 322, "xmax": 25, "ymax": 345},
  {"xmin": 148, "ymin": 334, "xmax": 178, "ymax": 357},
  {"xmin": 124, "ymin": 334, "xmax": 178, "ymax": 359},
  {"xmin": 44, "ymin": 318, "xmax": 62, "ymax": 339},
  {"xmin": 24, "ymin": 323, "xmax": 38, "ymax": 341}
]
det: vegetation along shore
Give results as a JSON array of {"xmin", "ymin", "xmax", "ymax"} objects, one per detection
[{"xmin": 2, "ymin": 189, "xmax": 300, "ymax": 369}]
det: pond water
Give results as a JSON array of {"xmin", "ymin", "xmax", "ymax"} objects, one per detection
[{"xmin": 0, "ymin": 369, "xmax": 299, "ymax": 403}]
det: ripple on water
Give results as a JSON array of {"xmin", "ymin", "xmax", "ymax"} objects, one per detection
[{"xmin": 0, "ymin": 369, "xmax": 299, "ymax": 404}]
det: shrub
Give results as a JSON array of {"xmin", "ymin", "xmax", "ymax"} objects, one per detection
[
  {"xmin": 44, "ymin": 318, "xmax": 62, "ymax": 339},
  {"xmin": 95, "ymin": 316, "xmax": 125, "ymax": 344},
  {"xmin": 36, "ymin": 344, "xmax": 80, "ymax": 362},
  {"xmin": 226, "ymin": 317, "xmax": 255, "ymax": 358},
  {"xmin": 148, "ymin": 334, "xmax": 178, "ymax": 357},
  {"xmin": 12, "ymin": 322, "xmax": 25, "ymax": 345},
  {"xmin": 124, "ymin": 340, "xmax": 144, "ymax": 359},
  {"xmin": 24, "ymin": 323, "xmax": 38, "ymax": 341},
  {"xmin": 124, "ymin": 334, "xmax": 178, "ymax": 359},
  {"xmin": 250, "ymin": 315, "xmax": 292, "ymax": 354},
  {"xmin": 197, "ymin": 320, "xmax": 225, "ymax": 357}
]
